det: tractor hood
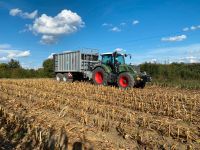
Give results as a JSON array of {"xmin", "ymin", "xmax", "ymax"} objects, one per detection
[{"xmin": 119, "ymin": 64, "xmax": 138, "ymax": 75}]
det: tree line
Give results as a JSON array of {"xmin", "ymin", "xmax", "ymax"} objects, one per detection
[
  {"xmin": 0, "ymin": 59, "xmax": 54, "ymax": 78},
  {"xmin": 140, "ymin": 63, "xmax": 200, "ymax": 81},
  {"xmin": 1, "ymin": 59, "xmax": 200, "ymax": 82}
]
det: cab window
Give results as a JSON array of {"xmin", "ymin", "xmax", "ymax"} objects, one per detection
[
  {"xmin": 102, "ymin": 55, "xmax": 113, "ymax": 64},
  {"xmin": 116, "ymin": 55, "xmax": 125, "ymax": 64}
]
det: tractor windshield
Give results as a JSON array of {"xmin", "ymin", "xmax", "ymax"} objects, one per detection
[{"xmin": 116, "ymin": 54, "xmax": 125, "ymax": 65}]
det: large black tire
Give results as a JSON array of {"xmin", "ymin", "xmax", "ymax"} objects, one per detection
[
  {"xmin": 92, "ymin": 67, "xmax": 108, "ymax": 85},
  {"xmin": 63, "ymin": 73, "xmax": 73, "ymax": 82},
  {"xmin": 56, "ymin": 73, "xmax": 64, "ymax": 82},
  {"xmin": 117, "ymin": 72, "xmax": 134, "ymax": 89},
  {"xmin": 140, "ymin": 81, "xmax": 146, "ymax": 89}
]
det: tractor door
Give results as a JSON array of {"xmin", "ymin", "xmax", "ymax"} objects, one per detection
[{"xmin": 101, "ymin": 54, "xmax": 115, "ymax": 71}]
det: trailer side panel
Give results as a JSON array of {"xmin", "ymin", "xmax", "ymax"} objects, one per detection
[{"xmin": 54, "ymin": 51, "xmax": 81, "ymax": 72}]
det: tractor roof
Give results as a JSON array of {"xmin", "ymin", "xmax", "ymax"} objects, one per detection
[
  {"xmin": 101, "ymin": 52, "xmax": 124, "ymax": 55},
  {"xmin": 101, "ymin": 52, "xmax": 113, "ymax": 55}
]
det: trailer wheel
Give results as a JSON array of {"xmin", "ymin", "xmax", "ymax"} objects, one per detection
[
  {"xmin": 56, "ymin": 73, "xmax": 64, "ymax": 82},
  {"xmin": 63, "ymin": 73, "xmax": 73, "ymax": 82},
  {"xmin": 117, "ymin": 72, "xmax": 134, "ymax": 89},
  {"xmin": 92, "ymin": 67, "xmax": 108, "ymax": 85}
]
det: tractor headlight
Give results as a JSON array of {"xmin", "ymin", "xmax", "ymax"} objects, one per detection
[{"xmin": 137, "ymin": 77, "xmax": 141, "ymax": 80}]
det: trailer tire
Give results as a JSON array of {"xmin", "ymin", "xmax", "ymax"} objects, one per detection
[
  {"xmin": 56, "ymin": 73, "xmax": 64, "ymax": 82},
  {"xmin": 63, "ymin": 73, "xmax": 73, "ymax": 82},
  {"xmin": 117, "ymin": 72, "xmax": 134, "ymax": 89},
  {"xmin": 92, "ymin": 67, "xmax": 108, "ymax": 85}
]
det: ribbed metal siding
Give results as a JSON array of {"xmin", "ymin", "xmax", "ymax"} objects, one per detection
[{"xmin": 54, "ymin": 51, "xmax": 81, "ymax": 72}]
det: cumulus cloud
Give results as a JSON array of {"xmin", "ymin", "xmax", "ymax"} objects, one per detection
[
  {"xmin": 110, "ymin": 27, "xmax": 121, "ymax": 32},
  {"xmin": 0, "ymin": 44, "xmax": 30, "ymax": 62},
  {"xmin": 132, "ymin": 20, "xmax": 139, "ymax": 25},
  {"xmin": 161, "ymin": 35, "xmax": 187, "ymax": 42},
  {"xmin": 9, "ymin": 8, "xmax": 38, "ymax": 19},
  {"xmin": 28, "ymin": 9, "xmax": 84, "ymax": 44}
]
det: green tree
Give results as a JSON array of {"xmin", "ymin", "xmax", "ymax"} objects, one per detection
[
  {"xmin": 43, "ymin": 59, "xmax": 54, "ymax": 77},
  {"xmin": 8, "ymin": 59, "xmax": 21, "ymax": 69}
]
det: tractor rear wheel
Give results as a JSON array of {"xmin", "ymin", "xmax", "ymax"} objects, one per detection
[
  {"xmin": 92, "ymin": 67, "xmax": 108, "ymax": 85},
  {"xmin": 63, "ymin": 73, "xmax": 73, "ymax": 82},
  {"xmin": 117, "ymin": 72, "xmax": 134, "ymax": 89},
  {"xmin": 56, "ymin": 73, "xmax": 64, "ymax": 82}
]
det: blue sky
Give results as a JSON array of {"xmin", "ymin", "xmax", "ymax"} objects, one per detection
[{"xmin": 0, "ymin": 0, "xmax": 200, "ymax": 68}]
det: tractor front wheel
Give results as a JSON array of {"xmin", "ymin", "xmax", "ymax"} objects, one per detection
[
  {"xmin": 117, "ymin": 72, "xmax": 134, "ymax": 89},
  {"xmin": 92, "ymin": 67, "xmax": 108, "ymax": 85}
]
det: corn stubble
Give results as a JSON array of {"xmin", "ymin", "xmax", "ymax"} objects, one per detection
[{"xmin": 0, "ymin": 79, "xmax": 200, "ymax": 150}]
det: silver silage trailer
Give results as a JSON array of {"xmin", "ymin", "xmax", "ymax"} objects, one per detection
[{"xmin": 53, "ymin": 50, "xmax": 99, "ymax": 82}]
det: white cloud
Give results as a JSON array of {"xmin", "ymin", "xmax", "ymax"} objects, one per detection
[
  {"xmin": 148, "ymin": 59, "xmax": 157, "ymax": 64},
  {"xmin": 0, "ymin": 57, "xmax": 9, "ymax": 61},
  {"xmin": 102, "ymin": 23, "xmax": 112, "ymax": 27},
  {"xmin": 0, "ymin": 50, "xmax": 30, "ymax": 62},
  {"xmin": 28, "ymin": 9, "xmax": 84, "ymax": 44},
  {"xmin": 178, "ymin": 56, "xmax": 200, "ymax": 63},
  {"xmin": 183, "ymin": 27, "xmax": 189, "ymax": 31},
  {"xmin": 115, "ymin": 48, "xmax": 125, "ymax": 52},
  {"xmin": 9, "ymin": 8, "xmax": 22, "ymax": 16},
  {"xmin": 161, "ymin": 35, "xmax": 187, "ymax": 42},
  {"xmin": 48, "ymin": 53, "xmax": 55, "ymax": 59},
  {"xmin": 9, "ymin": 8, "xmax": 38, "ymax": 19},
  {"xmin": 16, "ymin": 50, "xmax": 30, "ymax": 57},
  {"xmin": 132, "ymin": 20, "xmax": 139, "ymax": 25},
  {"xmin": 40, "ymin": 35, "xmax": 58, "ymax": 45},
  {"xmin": 6, "ymin": 50, "xmax": 30, "ymax": 58},
  {"xmin": 191, "ymin": 26, "xmax": 197, "ymax": 30},
  {"xmin": 110, "ymin": 27, "xmax": 121, "ymax": 32},
  {"xmin": 0, "ymin": 44, "xmax": 30, "ymax": 62},
  {"xmin": 183, "ymin": 25, "xmax": 200, "ymax": 32},
  {"xmin": 130, "ymin": 43, "xmax": 200, "ymax": 64}
]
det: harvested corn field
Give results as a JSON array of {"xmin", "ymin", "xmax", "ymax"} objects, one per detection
[{"xmin": 0, "ymin": 79, "xmax": 200, "ymax": 149}]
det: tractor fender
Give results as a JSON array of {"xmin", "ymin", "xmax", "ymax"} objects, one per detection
[
  {"xmin": 118, "ymin": 71, "xmax": 137, "ymax": 78},
  {"xmin": 93, "ymin": 64, "xmax": 112, "ymax": 73}
]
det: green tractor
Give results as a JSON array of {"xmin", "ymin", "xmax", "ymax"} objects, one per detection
[{"xmin": 92, "ymin": 51, "xmax": 151, "ymax": 88}]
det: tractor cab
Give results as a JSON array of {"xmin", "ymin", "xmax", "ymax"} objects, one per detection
[
  {"xmin": 101, "ymin": 52, "xmax": 126, "ymax": 73},
  {"xmin": 101, "ymin": 52, "xmax": 125, "ymax": 65}
]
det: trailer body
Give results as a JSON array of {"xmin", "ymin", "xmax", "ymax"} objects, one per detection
[{"xmin": 53, "ymin": 50, "xmax": 99, "ymax": 80}]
